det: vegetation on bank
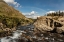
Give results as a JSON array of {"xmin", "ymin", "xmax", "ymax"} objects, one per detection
[{"xmin": 0, "ymin": 15, "xmax": 33, "ymax": 28}]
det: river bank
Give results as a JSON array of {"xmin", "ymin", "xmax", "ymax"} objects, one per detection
[{"xmin": 0, "ymin": 24, "xmax": 64, "ymax": 42}]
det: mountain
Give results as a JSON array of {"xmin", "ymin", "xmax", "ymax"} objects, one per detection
[
  {"xmin": 0, "ymin": 0, "xmax": 33, "ymax": 29},
  {"xmin": 0, "ymin": 0, "xmax": 25, "ymax": 18}
]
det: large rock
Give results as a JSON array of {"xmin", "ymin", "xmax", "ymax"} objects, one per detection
[
  {"xmin": 34, "ymin": 16, "xmax": 64, "ymax": 33},
  {"xmin": 34, "ymin": 16, "xmax": 54, "ymax": 33},
  {"xmin": 34, "ymin": 24, "xmax": 53, "ymax": 33}
]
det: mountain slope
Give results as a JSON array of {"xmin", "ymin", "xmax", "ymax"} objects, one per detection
[
  {"xmin": 0, "ymin": 0, "xmax": 33, "ymax": 28},
  {"xmin": 0, "ymin": 0, "xmax": 25, "ymax": 19}
]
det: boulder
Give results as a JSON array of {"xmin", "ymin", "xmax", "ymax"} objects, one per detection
[
  {"xmin": 34, "ymin": 16, "xmax": 64, "ymax": 33},
  {"xmin": 34, "ymin": 24, "xmax": 53, "ymax": 33},
  {"xmin": 34, "ymin": 16, "xmax": 54, "ymax": 33}
]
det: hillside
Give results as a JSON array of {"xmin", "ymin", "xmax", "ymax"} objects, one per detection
[
  {"xmin": 0, "ymin": 0, "xmax": 33, "ymax": 29},
  {"xmin": 0, "ymin": 0, "xmax": 25, "ymax": 18}
]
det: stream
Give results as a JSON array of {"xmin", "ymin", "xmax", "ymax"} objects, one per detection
[{"xmin": 0, "ymin": 24, "xmax": 64, "ymax": 42}]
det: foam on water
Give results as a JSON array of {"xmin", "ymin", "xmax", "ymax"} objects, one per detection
[{"xmin": 0, "ymin": 30, "xmax": 24, "ymax": 42}]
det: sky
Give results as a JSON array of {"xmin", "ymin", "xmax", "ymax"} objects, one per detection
[{"xmin": 3, "ymin": 0, "xmax": 64, "ymax": 19}]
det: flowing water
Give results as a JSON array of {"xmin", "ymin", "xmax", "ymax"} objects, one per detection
[
  {"xmin": 0, "ymin": 24, "xmax": 64, "ymax": 42},
  {"xmin": 0, "ymin": 30, "xmax": 24, "ymax": 42}
]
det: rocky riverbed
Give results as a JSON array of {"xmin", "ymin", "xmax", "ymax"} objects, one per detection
[{"xmin": 0, "ymin": 24, "xmax": 64, "ymax": 42}]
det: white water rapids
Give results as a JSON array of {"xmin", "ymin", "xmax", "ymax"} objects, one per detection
[{"xmin": 0, "ymin": 30, "xmax": 25, "ymax": 42}]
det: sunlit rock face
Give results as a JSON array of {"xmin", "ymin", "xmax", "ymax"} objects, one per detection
[
  {"xmin": 33, "ymin": 16, "xmax": 64, "ymax": 33},
  {"xmin": 34, "ymin": 16, "xmax": 54, "ymax": 33}
]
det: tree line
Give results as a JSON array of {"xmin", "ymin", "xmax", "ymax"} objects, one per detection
[{"xmin": 47, "ymin": 11, "xmax": 64, "ymax": 16}]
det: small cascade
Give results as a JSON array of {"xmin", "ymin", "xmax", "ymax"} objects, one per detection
[{"xmin": 0, "ymin": 30, "xmax": 25, "ymax": 42}]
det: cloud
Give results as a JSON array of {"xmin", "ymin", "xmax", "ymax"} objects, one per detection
[
  {"xmin": 3, "ymin": 0, "xmax": 21, "ymax": 7},
  {"xmin": 47, "ymin": 11, "xmax": 55, "ymax": 14},
  {"xmin": 32, "ymin": 15, "xmax": 40, "ymax": 19},
  {"xmin": 46, "ymin": 10, "xmax": 64, "ymax": 14},
  {"xmin": 60, "ymin": 10, "xmax": 64, "ymax": 12},
  {"xmin": 23, "ymin": 11, "xmax": 37, "ymax": 15},
  {"xmin": 15, "ymin": 3, "xmax": 20, "ymax": 7},
  {"xmin": 31, "ymin": 11, "xmax": 35, "ymax": 15},
  {"xmin": 30, "ymin": 11, "xmax": 37, "ymax": 15},
  {"xmin": 23, "ymin": 11, "xmax": 40, "ymax": 19},
  {"xmin": 25, "ymin": 15, "xmax": 40, "ymax": 19}
]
